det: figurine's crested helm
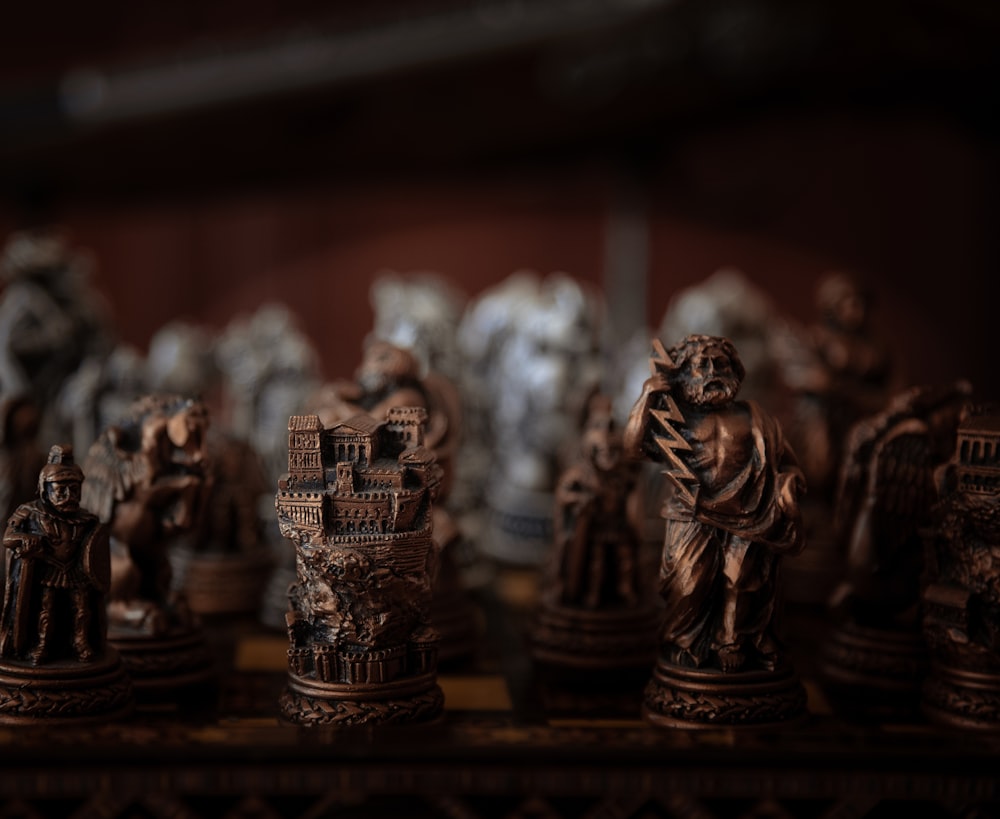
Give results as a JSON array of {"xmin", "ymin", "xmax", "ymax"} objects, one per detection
[{"xmin": 38, "ymin": 444, "xmax": 84, "ymax": 496}]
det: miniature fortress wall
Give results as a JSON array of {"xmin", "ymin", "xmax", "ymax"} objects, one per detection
[{"xmin": 277, "ymin": 406, "xmax": 437, "ymax": 544}]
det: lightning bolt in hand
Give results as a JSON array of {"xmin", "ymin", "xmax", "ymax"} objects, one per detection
[{"xmin": 649, "ymin": 339, "xmax": 699, "ymax": 507}]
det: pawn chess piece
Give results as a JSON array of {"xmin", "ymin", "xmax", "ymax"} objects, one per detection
[
  {"xmin": 921, "ymin": 406, "xmax": 1000, "ymax": 729},
  {"xmin": 276, "ymin": 408, "xmax": 445, "ymax": 726},
  {"xmin": 0, "ymin": 445, "xmax": 133, "ymax": 723},
  {"xmin": 533, "ymin": 395, "xmax": 659, "ymax": 674},
  {"xmin": 625, "ymin": 335, "xmax": 807, "ymax": 728},
  {"xmin": 82, "ymin": 395, "xmax": 214, "ymax": 698},
  {"xmin": 821, "ymin": 383, "xmax": 970, "ymax": 718}
]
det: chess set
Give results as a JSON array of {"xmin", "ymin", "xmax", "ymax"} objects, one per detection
[{"xmin": 0, "ymin": 231, "xmax": 996, "ymax": 818}]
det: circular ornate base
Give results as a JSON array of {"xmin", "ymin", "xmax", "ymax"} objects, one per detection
[
  {"xmin": 172, "ymin": 548, "xmax": 272, "ymax": 616},
  {"xmin": 0, "ymin": 651, "xmax": 133, "ymax": 724},
  {"xmin": 280, "ymin": 670, "xmax": 444, "ymax": 727},
  {"xmin": 821, "ymin": 621, "xmax": 925, "ymax": 716},
  {"xmin": 642, "ymin": 658, "xmax": 807, "ymax": 729},
  {"xmin": 923, "ymin": 664, "xmax": 1000, "ymax": 730},
  {"xmin": 533, "ymin": 601, "xmax": 660, "ymax": 671},
  {"xmin": 110, "ymin": 626, "xmax": 215, "ymax": 700}
]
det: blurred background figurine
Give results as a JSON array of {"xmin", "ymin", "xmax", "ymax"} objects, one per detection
[
  {"xmin": 460, "ymin": 271, "xmax": 604, "ymax": 566},
  {"xmin": 214, "ymin": 304, "xmax": 322, "ymax": 630},
  {"xmin": 82, "ymin": 393, "xmax": 214, "ymax": 697},
  {"xmin": 0, "ymin": 230, "xmax": 114, "ymax": 445},
  {"xmin": 0, "ymin": 445, "xmax": 132, "ymax": 722},
  {"xmin": 533, "ymin": 394, "xmax": 659, "ymax": 673},
  {"xmin": 774, "ymin": 271, "xmax": 896, "ymax": 605},
  {"xmin": 822, "ymin": 381, "xmax": 972, "ymax": 717},
  {"xmin": 625, "ymin": 334, "xmax": 807, "ymax": 728},
  {"xmin": 921, "ymin": 405, "xmax": 1000, "ymax": 729}
]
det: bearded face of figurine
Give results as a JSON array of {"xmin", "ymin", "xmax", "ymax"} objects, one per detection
[{"xmin": 677, "ymin": 344, "xmax": 744, "ymax": 408}]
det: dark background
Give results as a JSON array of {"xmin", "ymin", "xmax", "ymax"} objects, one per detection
[{"xmin": 0, "ymin": 0, "xmax": 995, "ymax": 393}]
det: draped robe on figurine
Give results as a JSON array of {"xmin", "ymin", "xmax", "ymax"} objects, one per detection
[{"xmin": 658, "ymin": 401, "xmax": 804, "ymax": 668}]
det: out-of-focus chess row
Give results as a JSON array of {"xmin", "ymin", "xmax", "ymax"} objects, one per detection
[{"xmin": 0, "ymin": 227, "xmax": 995, "ymax": 733}]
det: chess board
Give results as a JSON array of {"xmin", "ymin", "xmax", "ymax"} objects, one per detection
[{"xmin": 0, "ymin": 568, "xmax": 996, "ymax": 819}]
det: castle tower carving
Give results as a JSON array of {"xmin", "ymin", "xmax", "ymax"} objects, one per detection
[{"xmin": 276, "ymin": 407, "xmax": 444, "ymax": 726}]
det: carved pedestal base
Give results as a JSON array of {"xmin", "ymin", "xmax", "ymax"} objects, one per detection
[
  {"xmin": 642, "ymin": 657, "xmax": 807, "ymax": 729},
  {"xmin": 171, "ymin": 547, "xmax": 272, "ymax": 616},
  {"xmin": 533, "ymin": 601, "xmax": 660, "ymax": 671},
  {"xmin": 0, "ymin": 651, "xmax": 133, "ymax": 724},
  {"xmin": 110, "ymin": 627, "xmax": 215, "ymax": 700},
  {"xmin": 821, "ymin": 621, "xmax": 926, "ymax": 717},
  {"xmin": 482, "ymin": 484, "xmax": 553, "ymax": 566},
  {"xmin": 280, "ymin": 670, "xmax": 444, "ymax": 727},
  {"xmin": 923, "ymin": 664, "xmax": 1000, "ymax": 730}
]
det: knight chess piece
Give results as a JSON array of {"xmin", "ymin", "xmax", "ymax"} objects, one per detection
[
  {"xmin": 533, "ymin": 395, "xmax": 659, "ymax": 674},
  {"xmin": 277, "ymin": 407, "xmax": 445, "ymax": 726},
  {"xmin": 0, "ymin": 445, "xmax": 133, "ymax": 723},
  {"xmin": 82, "ymin": 394, "xmax": 214, "ymax": 698},
  {"xmin": 821, "ymin": 383, "xmax": 970, "ymax": 718},
  {"xmin": 921, "ymin": 406, "xmax": 1000, "ymax": 729},
  {"xmin": 624, "ymin": 335, "xmax": 807, "ymax": 728}
]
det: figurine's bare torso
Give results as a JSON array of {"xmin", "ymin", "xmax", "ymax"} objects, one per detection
[{"xmin": 678, "ymin": 404, "xmax": 754, "ymax": 504}]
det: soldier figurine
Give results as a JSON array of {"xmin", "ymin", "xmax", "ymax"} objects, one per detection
[
  {"xmin": 0, "ymin": 445, "xmax": 132, "ymax": 723},
  {"xmin": 533, "ymin": 394, "xmax": 659, "ymax": 673},
  {"xmin": 624, "ymin": 334, "xmax": 807, "ymax": 728}
]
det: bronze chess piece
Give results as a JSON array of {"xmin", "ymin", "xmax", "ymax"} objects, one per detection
[
  {"xmin": 82, "ymin": 394, "xmax": 214, "ymax": 698},
  {"xmin": 277, "ymin": 407, "xmax": 445, "ymax": 726},
  {"xmin": 921, "ymin": 406, "xmax": 1000, "ymax": 729},
  {"xmin": 821, "ymin": 383, "xmax": 971, "ymax": 718},
  {"xmin": 625, "ymin": 335, "xmax": 807, "ymax": 728},
  {"xmin": 533, "ymin": 395, "xmax": 659, "ymax": 673},
  {"xmin": 0, "ymin": 445, "xmax": 133, "ymax": 723}
]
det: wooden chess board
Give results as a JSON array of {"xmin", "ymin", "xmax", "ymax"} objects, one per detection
[{"xmin": 0, "ymin": 568, "xmax": 997, "ymax": 819}]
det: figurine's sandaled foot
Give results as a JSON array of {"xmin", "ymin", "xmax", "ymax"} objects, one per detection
[{"xmin": 717, "ymin": 645, "xmax": 745, "ymax": 672}]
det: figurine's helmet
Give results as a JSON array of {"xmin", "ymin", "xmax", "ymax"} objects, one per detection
[{"xmin": 38, "ymin": 444, "xmax": 84, "ymax": 497}]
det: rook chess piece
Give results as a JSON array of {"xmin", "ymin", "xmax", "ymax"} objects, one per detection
[
  {"xmin": 921, "ymin": 406, "xmax": 1000, "ymax": 729},
  {"xmin": 277, "ymin": 407, "xmax": 445, "ymax": 726}
]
